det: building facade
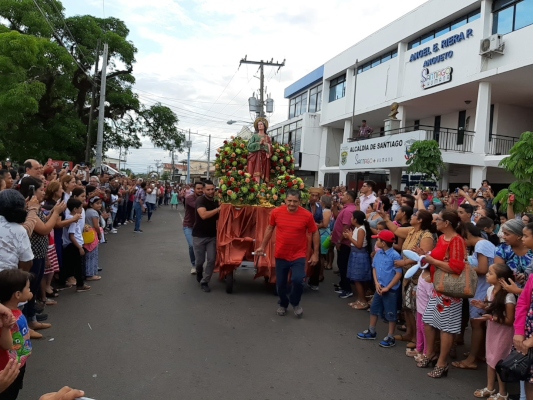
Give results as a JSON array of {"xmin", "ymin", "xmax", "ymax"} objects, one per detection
[{"xmin": 272, "ymin": 0, "xmax": 533, "ymax": 192}]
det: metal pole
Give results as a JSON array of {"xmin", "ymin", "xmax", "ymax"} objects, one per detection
[
  {"xmin": 85, "ymin": 39, "xmax": 101, "ymax": 163},
  {"xmin": 171, "ymin": 150, "xmax": 175, "ymax": 182},
  {"xmin": 351, "ymin": 59, "xmax": 359, "ymax": 140},
  {"xmin": 259, "ymin": 62, "xmax": 265, "ymax": 117},
  {"xmin": 206, "ymin": 134, "xmax": 211, "ymax": 180},
  {"xmin": 186, "ymin": 129, "xmax": 191, "ymax": 184},
  {"xmin": 95, "ymin": 43, "xmax": 109, "ymax": 173}
]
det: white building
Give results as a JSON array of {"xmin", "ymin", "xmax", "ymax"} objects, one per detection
[{"xmin": 271, "ymin": 0, "xmax": 533, "ymax": 192}]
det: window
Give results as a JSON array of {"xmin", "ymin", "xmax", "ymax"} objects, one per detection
[
  {"xmin": 288, "ymin": 92, "xmax": 308, "ymax": 119},
  {"xmin": 308, "ymin": 84, "xmax": 322, "ymax": 113},
  {"xmin": 493, "ymin": 0, "xmax": 533, "ymax": 34},
  {"xmin": 357, "ymin": 49, "xmax": 397, "ymax": 75},
  {"xmin": 407, "ymin": 8, "xmax": 481, "ymax": 50},
  {"xmin": 329, "ymin": 74, "xmax": 346, "ymax": 102}
]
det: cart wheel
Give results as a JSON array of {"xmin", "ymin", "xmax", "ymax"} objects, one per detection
[{"xmin": 225, "ymin": 272, "xmax": 234, "ymax": 294}]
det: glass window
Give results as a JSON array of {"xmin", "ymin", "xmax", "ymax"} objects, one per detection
[
  {"xmin": 391, "ymin": 50, "xmax": 398, "ymax": 58},
  {"xmin": 421, "ymin": 31, "xmax": 435, "ymax": 44},
  {"xmin": 493, "ymin": 0, "xmax": 518, "ymax": 12},
  {"xmin": 362, "ymin": 63, "xmax": 371, "ymax": 72},
  {"xmin": 451, "ymin": 17, "xmax": 467, "ymax": 30},
  {"xmin": 317, "ymin": 89, "xmax": 322, "ymax": 112},
  {"xmin": 329, "ymin": 75, "xmax": 346, "ymax": 102},
  {"xmin": 408, "ymin": 39, "xmax": 421, "ymax": 50},
  {"xmin": 371, "ymin": 58, "xmax": 380, "ymax": 67},
  {"xmin": 468, "ymin": 9, "xmax": 481, "ymax": 22},
  {"xmin": 293, "ymin": 128, "xmax": 302, "ymax": 156},
  {"xmin": 515, "ymin": 0, "xmax": 533, "ymax": 30},
  {"xmin": 493, "ymin": 6, "xmax": 514, "ymax": 34},
  {"xmin": 435, "ymin": 24, "xmax": 451, "ymax": 38},
  {"xmin": 381, "ymin": 53, "xmax": 391, "ymax": 63}
]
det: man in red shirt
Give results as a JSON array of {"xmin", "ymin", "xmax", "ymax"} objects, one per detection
[
  {"xmin": 256, "ymin": 190, "xmax": 319, "ymax": 318},
  {"xmin": 183, "ymin": 182, "xmax": 203, "ymax": 274}
]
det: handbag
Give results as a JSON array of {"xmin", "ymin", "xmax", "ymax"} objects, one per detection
[
  {"xmin": 496, "ymin": 349, "xmax": 533, "ymax": 382},
  {"xmin": 82, "ymin": 226, "xmax": 96, "ymax": 244},
  {"xmin": 432, "ymin": 238, "xmax": 478, "ymax": 298}
]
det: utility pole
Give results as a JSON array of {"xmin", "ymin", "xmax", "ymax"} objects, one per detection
[
  {"xmin": 95, "ymin": 43, "xmax": 109, "ymax": 173},
  {"xmin": 186, "ymin": 129, "xmax": 191, "ymax": 184},
  {"xmin": 239, "ymin": 57, "xmax": 285, "ymax": 117},
  {"xmin": 85, "ymin": 39, "xmax": 101, "ymax": 163},
  {"xmin": 154, "ymin": 159, "xmax": 162, "ymax": 176},
  {"xmin": 206, "ymin": 134, "xmax": 211, "ymax": 180},
  {"xmin": 171, "ymin": 149, "xmax": 175, "ymax": 182}
]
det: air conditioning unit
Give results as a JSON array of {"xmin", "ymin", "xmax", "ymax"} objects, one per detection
[{"xmin": 480, "ymin": 34, "xmax": 504, "ymax": 56}]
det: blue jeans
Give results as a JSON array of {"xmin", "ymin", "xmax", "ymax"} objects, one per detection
[
  {"xmin": 370, "ymin": 289, "xmax": 398, "ymax": 322},
  {"xmin": 146, "ymin": 202, "xmax": 155, "ymax": 221},
  {"xmin": 276, "ymin": 258, "xmax": 306, "ymax": 308},
  {"xmin": 134, "ymin": 202, "xmax": 143, "ymax": 231},
  {"xmin": 183, "ymin": 226, "xmax": 196, "ymax": 267}
]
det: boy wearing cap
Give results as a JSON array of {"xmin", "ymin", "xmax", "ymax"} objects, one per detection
[{"xmin": 357, "ymin": 230, "xmax": 402, "ymax": 348}]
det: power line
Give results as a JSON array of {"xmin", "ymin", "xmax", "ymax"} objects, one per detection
[{"xmin": 31, "ymin": 0, "xmax": 96, "ymax": 85}]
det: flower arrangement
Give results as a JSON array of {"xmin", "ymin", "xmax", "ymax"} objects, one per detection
[
  {"xmin": 214, "ymin": 137, "xmax": 306, "ymax": 207},
  {"xmin": 269, "ymin": 142, "xmax": 295, "ymax": 176}
]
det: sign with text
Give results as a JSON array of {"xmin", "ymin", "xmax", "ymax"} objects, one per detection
[
  {"xmin": 339, "ymin": 131, "xmax": 426, "ymax": 170},
  {"xmin": 421, "ymin": 66, "xmax": 453, "ymax": 89}
]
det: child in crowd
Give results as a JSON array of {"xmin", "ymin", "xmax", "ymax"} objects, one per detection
[
  {"xmin": 373, "ymin": 221, "xmax": 387, "ymax": 256},
  {"xmin": 476, "ymin": 217, "xmax": 500, "ymax": 247},
  {"xmin": 343, "ymin": 211, "xmax": 373, "ymax": 307},
  {"xmin": 62, "ymin": 198, "xmax": 90, "ymax": 292},
  {"xmin": 0, "ymin": 269, "xmax": 33, "ymax": 400},
  {"xmin": 357, "ymin": 230, "xmax": 402, "ymax": 348},
  {"xmin": 472, "ymin": 263, "xmax": 515, "ymax": 399}
]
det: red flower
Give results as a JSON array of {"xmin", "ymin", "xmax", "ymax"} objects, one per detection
[
  {"xmin": 226, "ymin": 172, "xmax": 231, "ymax": 176},
  {"xmin": 287, "ymin": 182, "xmax": 293, "ymax": 188},
  {"xmin": 233, "ymin": 142, "xmax": 237, "ymax": 147},
  {"xmin": 218, "ymin": 189, "xmax": 222, "ymax": 193},
  {"xmin": 238, "ymin": 165, "xmax": 243, "ymax": 169},
  {"xmin": 250, "ymin": 188, "xmax": 256, "ymax": 193},
  {"xmin": 224, "ymin": 140, "xmax": 228, "ymax": 144},
  {"xmin": 280, "ymin": 189, "xmax": 285, "ymax": 194},
  {"xmin": 215, "ymin": 154, "xmax": 219, "ymax": 158},
  {"xmin": 230, "ymin": 158, "xmax": 235, "ymax": 163},
  {"xmin": 436, "ymin": 304, "xmax": 444, "ymax": 313},
  {"xmin": 285, "ymin": 176, "xmax": 290, "ymax": 181},
  {"xmin": 224, "ymin": 151, "xmax": 228, "ymax": 155},
  {"xmin": 234, "ymin": 187, "xmax": 240, "ymax": 193}
]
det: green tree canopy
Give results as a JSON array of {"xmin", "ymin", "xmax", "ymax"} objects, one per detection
[
  {"xmin": 0, "ymin": 0, "xmax": 184, "ymax": 163},
  {"xmin": 405, "ymin": 140, "xmax": 445, "ymax": 184}
]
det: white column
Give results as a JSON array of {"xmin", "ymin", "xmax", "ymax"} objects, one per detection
[
  {"xmin": 343, "ymin": 119, "xmax": 353, "ymax": 142},
  {"xmin": 473, "ymin": 82, "xmax": 492, "ymax": 154},
  {"xmin": 339, "ymin": 169, "xmax": 348, "ymax": 187},
  {"xmin": 470, "ymin": 166, "xmax": 487, "ymax": 187},
  {"xmin": 398, "ymin": 105, "xmax": 408, "ymax": 129},
  {"xmin": 318, "ymin": 127, "xmax": 329, "ymax": 185},
  {"xmin": 439, "ymin": 165, "xmax": 449, "ymax": 191},
  {"xmin": 389, "ymin": 168, "xmax": 403, "ymax": 190}
]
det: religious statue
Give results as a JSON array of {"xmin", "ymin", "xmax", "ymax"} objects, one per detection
[
  {"xmin": 388, "ymin": 102, "xmax": 399, "ymax": 119},
  {"xmin": 247, "ymin": 117, "xmax": 272, "ymax": 183}
]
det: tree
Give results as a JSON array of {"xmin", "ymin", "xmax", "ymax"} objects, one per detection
[
  {"xmin": 405, "ymin": 140, "xmax": 445, "ymax": 184},
  {"xmin": 494, "ymin": 131, "xmax": 533, "ymax": 214},
  {"xmin": 0, "ymin": 0, "xmax": 184, "ymax": 162},
  {"xmin": 161, "ymin": 171, "xmax": 170, "ymax": 181}
]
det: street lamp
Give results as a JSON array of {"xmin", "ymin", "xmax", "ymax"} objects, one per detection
[{"xmin": 227, "ymin": 120, "xmax": 251, "ymax": 125}]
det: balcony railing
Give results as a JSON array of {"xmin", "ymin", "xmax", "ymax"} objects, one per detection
[
  {"xmin": 487, "ymin": 134, "xmax": 519, "ymax": 155},
  {"xmin": 347, "ymin": 125, "xmax": 521, "ymax": 155},
  {"xmin": 348, "ymin": 125, "xmax": 475, "ymax": 153}
]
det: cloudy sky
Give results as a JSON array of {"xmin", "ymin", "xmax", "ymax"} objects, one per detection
[{"xmin": 63, "ymin": 0, "xmax": 428, "ymax": 173}]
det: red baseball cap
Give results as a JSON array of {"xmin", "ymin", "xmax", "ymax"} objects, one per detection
[{"xmin": 371, "ymin": 230, "xmax": 396, "ymax": 242}]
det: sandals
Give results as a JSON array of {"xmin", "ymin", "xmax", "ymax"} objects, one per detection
[
  {"xmin": 417, "ymin": 354, "xmax": 437, "ymax": 368},
  {"xmin": 474, "ymin": 388, "xmax": 496, "ymax": 398},
  {"xmin": 406, "ymin": 348, "xmax": 419, "ymax": 358},
  {"xmin": 428, "ymin": 364, "xmax": 448, "ymax": 378},
  {"xmin": 86, "ymin": 276, "xmax": 102, "ymax": 281},
  {"xmin": 76, "ymin": 285, "xmax": 91, "ymax": 293},
  {"xmin": 350, "ymin": 301, "xmax": 369, "ymax": 310},
  {"xmin": 488, "ymin": 394, "xmax": 508, "ymax": 400},
  {"xmin": 452, "ymin": 360, "xmax": 478, "ymax": 370}
]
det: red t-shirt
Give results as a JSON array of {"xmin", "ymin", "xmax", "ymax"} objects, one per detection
[{"xmin": 269, "ymin": 205, "xmax": 317, "ymax": 261}]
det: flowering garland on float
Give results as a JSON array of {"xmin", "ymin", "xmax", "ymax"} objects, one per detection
[{"xmin": 214, "ymin": 137, "xmax": 308, "ymax": 207}]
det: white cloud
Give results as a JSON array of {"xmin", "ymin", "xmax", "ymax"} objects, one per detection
[{"xmin": 64, "ymin": 0, "xmax": 428, "ymax": 173}]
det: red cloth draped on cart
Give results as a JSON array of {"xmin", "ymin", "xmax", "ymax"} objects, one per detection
[{"xmin": 216, "ymin": 204, "xmax": 314, "ymax": 283}]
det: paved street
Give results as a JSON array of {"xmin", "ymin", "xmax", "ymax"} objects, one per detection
[{"xmin": 25, "ymin": 206, "xmax": 496, "ymax": 400}]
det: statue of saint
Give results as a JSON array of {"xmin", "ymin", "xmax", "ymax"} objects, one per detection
[{"xmin": 247, "ymin": 117, "xmax": 272, "ymax": 183}]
